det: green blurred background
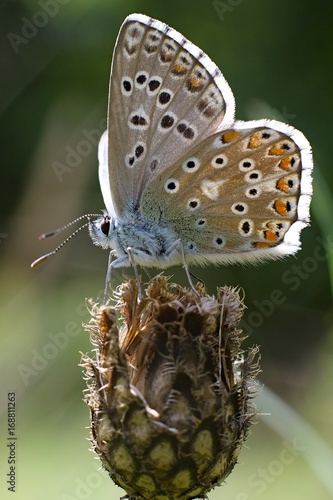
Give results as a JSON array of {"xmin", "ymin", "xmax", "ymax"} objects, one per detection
[{"xmin": 1, "ymin": 0, "xmax": 332, "ymax": 499}]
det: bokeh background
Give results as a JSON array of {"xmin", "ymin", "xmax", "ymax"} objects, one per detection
[{"xmin": 1, "ymin": 0, "xmax": 333, "ymax": 499}]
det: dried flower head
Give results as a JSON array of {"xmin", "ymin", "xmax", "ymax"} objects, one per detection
[{"xmin": 81, "ymin": 276, "xmax": 260, "ymax": 500}]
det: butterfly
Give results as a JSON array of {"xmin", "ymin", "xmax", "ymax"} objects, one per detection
[{"xmin": 33, "ymin": 14, "xmax": 313, "ymax": 298}]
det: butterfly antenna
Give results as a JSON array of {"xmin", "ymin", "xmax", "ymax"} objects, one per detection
[
  {"xmin": 38, "ymin": 214, "xmax": 100, "ymax": 240},
  {"xmin": 31, "ymin": 214, "xmax": 100, "ymax": 268}
]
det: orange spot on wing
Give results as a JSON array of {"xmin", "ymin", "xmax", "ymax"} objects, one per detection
[
  {"xmin": 269, "ymin": 145, "xmax": 286, "ymax": 156},
  {"xmin": 273, "ymin": 200, "xmax": 288, "ymax": 216},
  {"xmin": 187, "ymin": 76, "xmax": 203, "ymax": 90},
  {"xmin": 276, "ymin": 178, "xmax": 289, "ymax": 192},
  {"xmin": 264, "ymin": 230, "xmax": 279, "ymax": 242},
  {"xmin": 172, "ymin": 63, "xmax": 186, "ymax": 74},
  {"xmin": 279, "ymin": 157, "xmax": 293, "ymax": 171},
  {"xmin": 248, "ymin": 133, "xmax": 262, "ymax": 149},
  {"xmin": 222, "ymin": 130, "xmax": 242, "ymax": 143},
  {"xmin": 252, "ymin": 242, "xmax": 271, "ymax": 248}
]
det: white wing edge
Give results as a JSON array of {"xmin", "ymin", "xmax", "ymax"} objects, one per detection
[{"xmin": 98, "ymin": 130, "xmax": 116, "ymax": 217}]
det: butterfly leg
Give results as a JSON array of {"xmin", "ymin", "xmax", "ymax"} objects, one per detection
[
  {"xmin": 103, "ymin": 252, "xmax": 131, "ymax": 303},
  {"xmin": 164, "ymin": 239, "xmax": 199, "ymax": 296},
  {"xmin": 179, "ymin": 241, "xmax": 200, "ymax": 296},
  {"xmin": 127, "ymin": 247, "xmax": 143, "ymax": 301},
  {"xmin": 103, "ymin": 251, "xmax": 115, "ymax": 303},
  {"xmin": 108, "ymin": 248, "xmax": 146, "ymax": 301}
]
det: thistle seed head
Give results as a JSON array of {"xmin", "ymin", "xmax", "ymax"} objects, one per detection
[{"xmin": 81, "ymin": 276, "xmax": 260, "ymax": 500}]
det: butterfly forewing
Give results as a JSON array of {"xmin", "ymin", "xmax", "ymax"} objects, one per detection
[
  {"xmin": 141, "ymin": 121, "xmax": 312, "ymax": 264},
  {"xmin": 107, "ymin": 14, "xmax": 235, "ymax": 216}
]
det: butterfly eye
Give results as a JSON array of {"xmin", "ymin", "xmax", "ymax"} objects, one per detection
[{"xmin": 101, "ymin": 217, "xmax": 111, "ymax": 236}]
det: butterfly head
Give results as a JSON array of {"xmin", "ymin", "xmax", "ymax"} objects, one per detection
[{"xmin": 89, "ymin": 212, "xmax": 115, "ymax": 250}]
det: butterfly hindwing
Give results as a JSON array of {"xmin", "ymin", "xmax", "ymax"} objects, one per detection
[{"xmin": 141, "ymin": 120, "xmax": 312, "ymax": 265}]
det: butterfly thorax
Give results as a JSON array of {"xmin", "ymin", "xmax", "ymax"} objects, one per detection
[{"xmin": 89, "ymin": 211, "xmax": 181, "ymax": 268}]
